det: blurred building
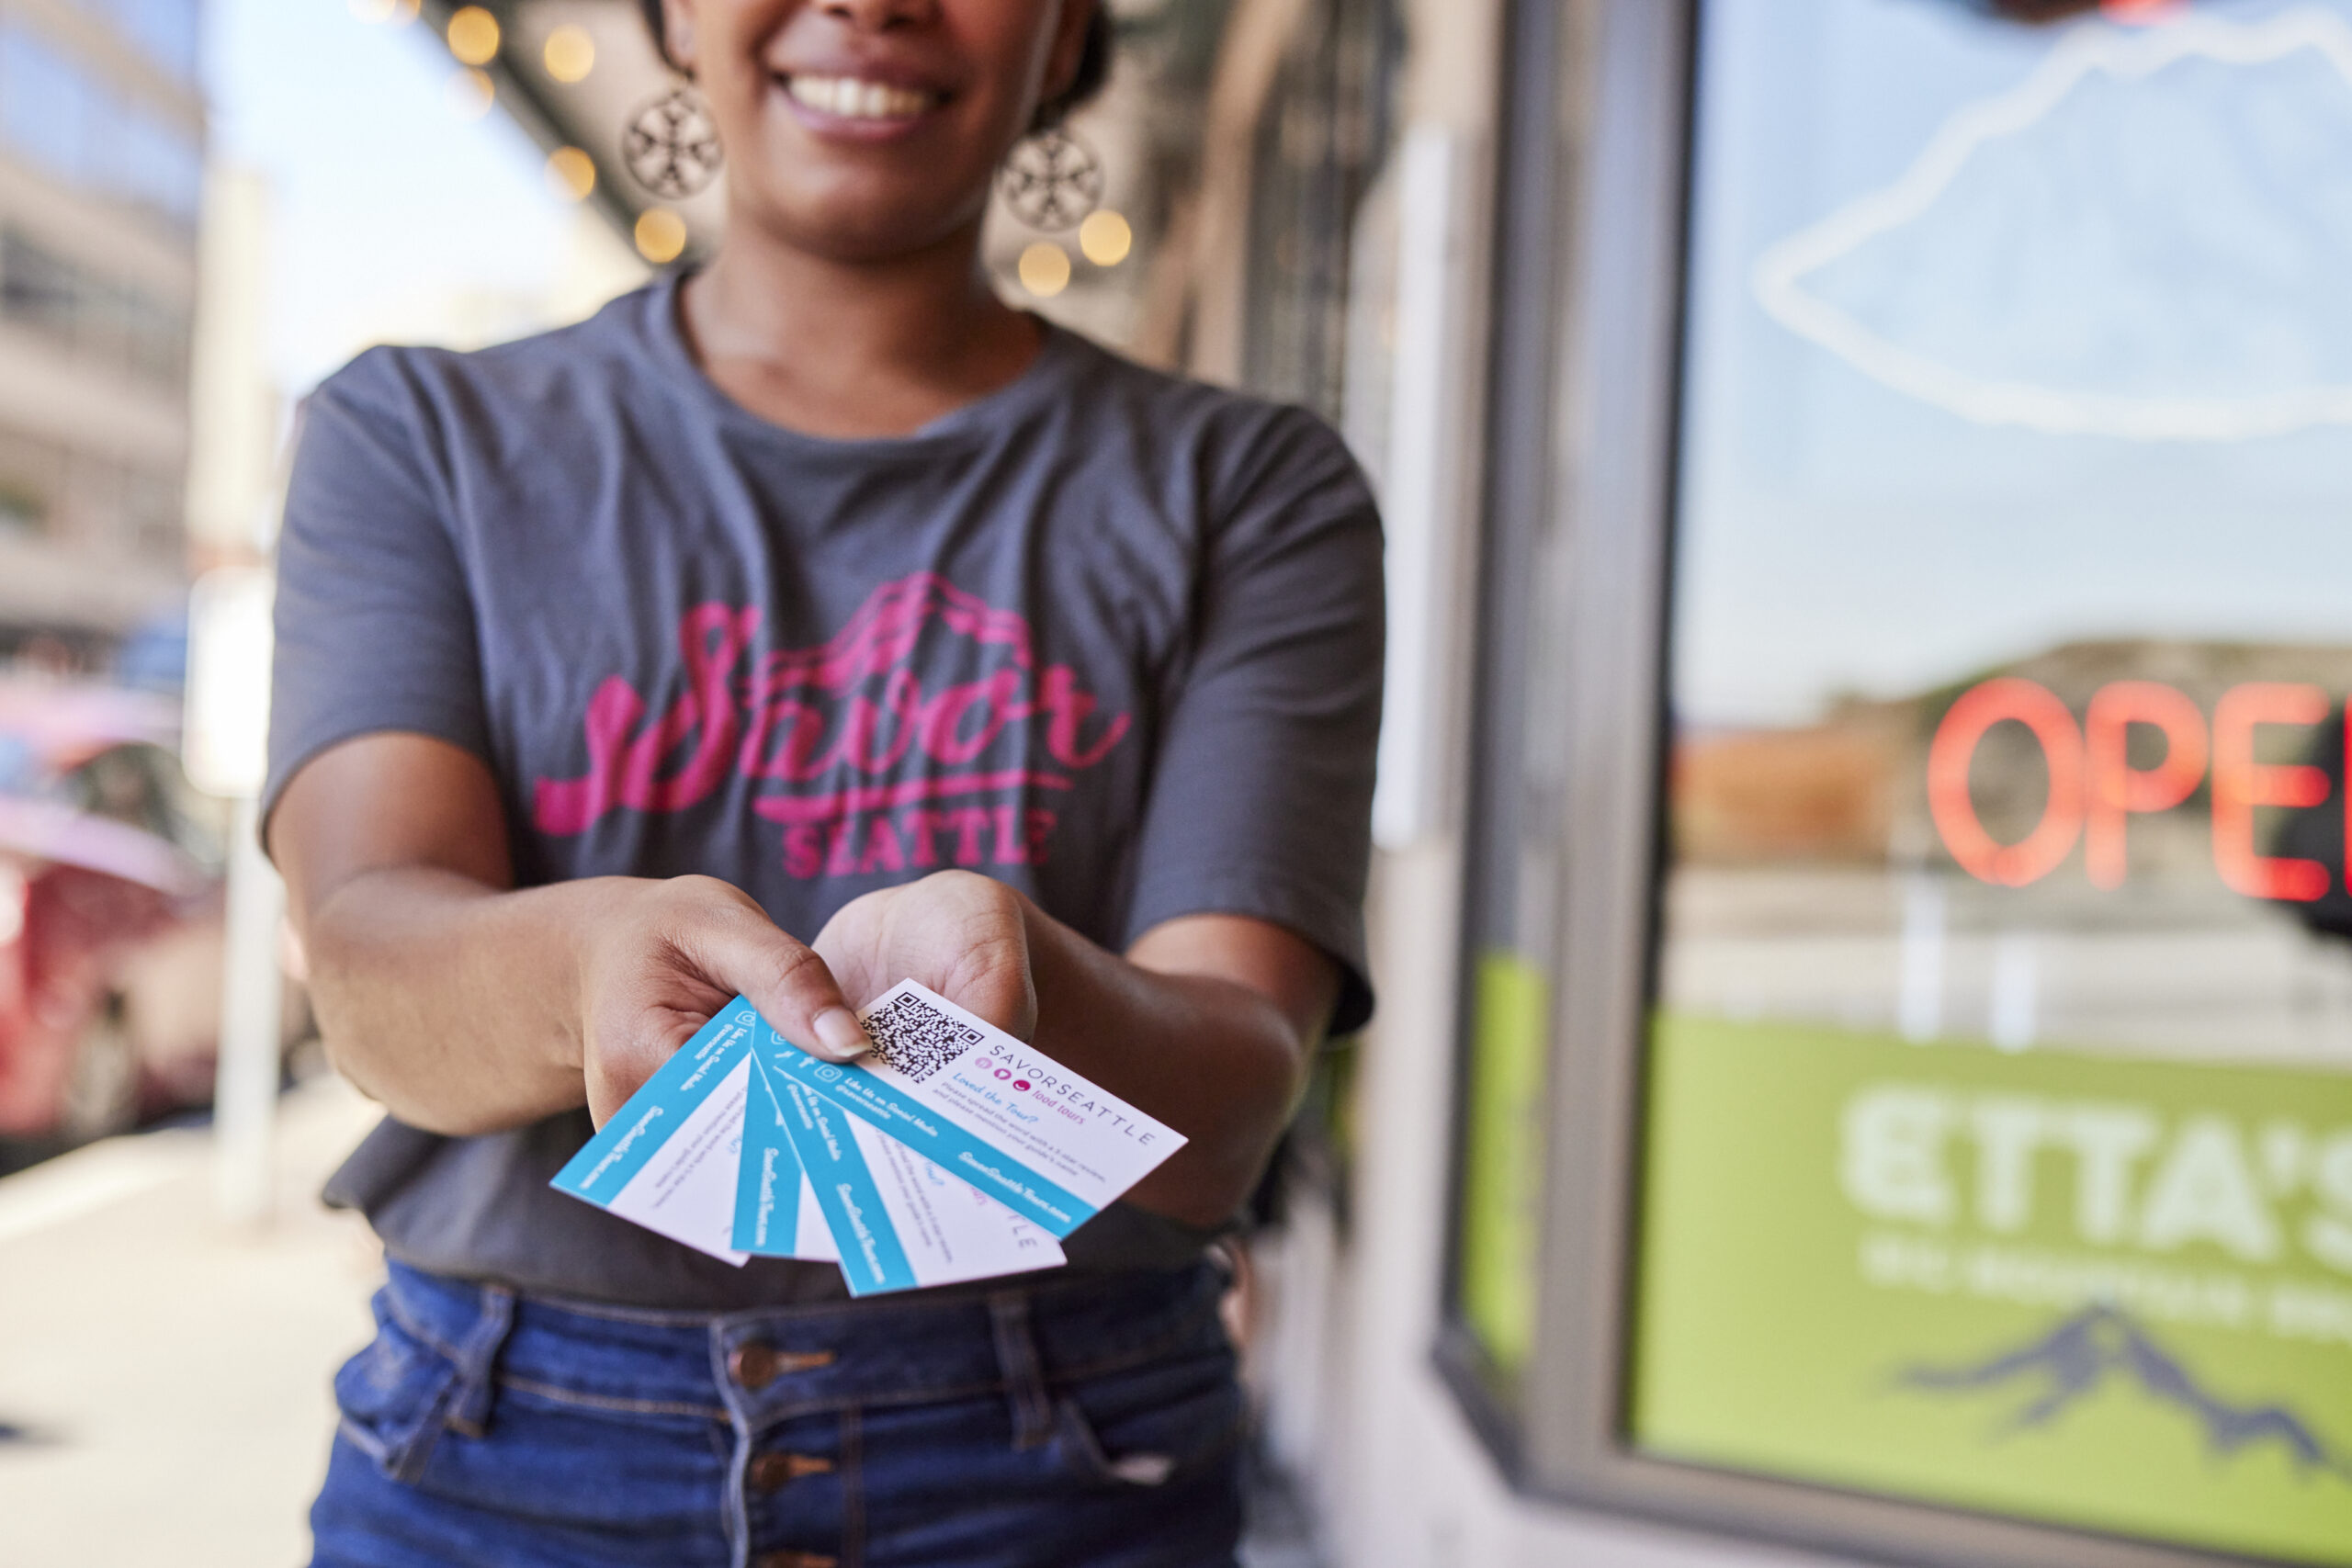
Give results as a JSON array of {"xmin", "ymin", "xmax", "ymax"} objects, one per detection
[{"xmin": 0, "ymin": 0, "xmax": 203, "ymax": 669}]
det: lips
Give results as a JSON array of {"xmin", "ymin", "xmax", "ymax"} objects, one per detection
[{"xmin": 782, "ymin": 73, "xmax": 944, "ymax": 121}]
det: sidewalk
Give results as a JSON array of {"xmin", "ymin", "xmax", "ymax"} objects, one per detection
[
  {"xmin": 0, "ymin": 1077, "xmax": 1321, "ymax": 1566},
  {"xmin": 0, "ymin": 1076, "xmax": 386, "ymax": 1567}
]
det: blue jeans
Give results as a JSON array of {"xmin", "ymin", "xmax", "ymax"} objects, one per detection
[{"xmin": 311, "ymin": 1259, "xmax": 1245, "ymax": 1568}]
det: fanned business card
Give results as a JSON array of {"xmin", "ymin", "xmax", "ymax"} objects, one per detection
[
  {"xmin": 771, "ymin": 1071, "xmax": 1064, "ymax": 1296},
  {"xmin": 732, "ymin": 1055, "xmax": 837, "ymax": 1261},
  {"xmin": 553, "ymin": 980, "xmax": 1180, "ymax": 1292},
  {"xmin": 760, "ymin": 979, "xmax": 1186, "ymax": 1240},
  {"xmin": 548, "ymin": 1002, "xmax": 758, "ymax": 1266}
]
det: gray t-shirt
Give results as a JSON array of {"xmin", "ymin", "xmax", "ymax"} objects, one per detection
[{"xmin": 266, "ymin": 277, "xmax": 1382, "ymax": 1309}]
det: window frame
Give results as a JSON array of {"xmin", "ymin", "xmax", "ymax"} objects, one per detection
[
  {"xmin": 1439, "ymin": 3, "xmax": 2319, "ymax": 1566},
  {"xmin": 1431, "ymin": 0, "xmax": 1581, "ymax": 1451}
]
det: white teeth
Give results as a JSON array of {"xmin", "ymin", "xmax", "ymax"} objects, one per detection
[{"xmin": 787, "ymin": 74, "xmax": 933, "ymax": 120}]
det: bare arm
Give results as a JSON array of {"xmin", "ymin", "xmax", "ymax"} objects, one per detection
[
  {"xmin": 812, "ymin": 873, "xmax": 1338, "ymax": 1227},
  {"xmin": 271, "ymin": 733, "xmax": 873, "ymax": 1134},
  {"xmin": 275, "ymin": 733, "xmax": 1338, "ymax": 1224},
  {"xmin": 1072, "ymin": 909, "xmax": 1337, "ymax": 1225}
]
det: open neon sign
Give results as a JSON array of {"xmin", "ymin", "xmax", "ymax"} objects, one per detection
[{"xmin": 1928, "ymin": 678, "xmax": 2333, "ymax": 897}]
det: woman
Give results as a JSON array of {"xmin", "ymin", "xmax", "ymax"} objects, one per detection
[{"xmin": 271, "ymin": 0, "xmax": 1382, "ymax": 1562}]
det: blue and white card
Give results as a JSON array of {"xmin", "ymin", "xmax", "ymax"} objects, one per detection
[
  {"xmin": 732, "ymin": 1055, "xmax": 837, "ymax": 1261},
  {"xmin": 761, "ymin": 979, "xmax": 1186, "ymax": 1240},
  {"xmin": 553, "ymin": 980, "xmax": 1178, "ymax": 1292},
  {"xmin": 548, "ymin": 1002, "xmax": 759, "ymax": 1266},
  {"xmin": 771, "ymin": 1071, "xmax": 1064, "ymax": 1296}
]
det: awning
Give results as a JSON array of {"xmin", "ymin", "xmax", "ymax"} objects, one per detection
[{"xmin": 419, "ymin": 0, "xmax": 725, "ymax": 258}]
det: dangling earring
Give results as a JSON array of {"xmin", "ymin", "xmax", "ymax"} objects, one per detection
[
  {"xmin": 997, "ymin": 127, "xmax": 1103, "ymax": 231},
  {"xmin": 623, "ymin": 84, "xmax": 724, "ymax": 198}
]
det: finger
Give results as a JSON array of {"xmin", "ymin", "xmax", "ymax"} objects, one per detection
[{"xmin": 680, "ymin": 897, "xmax": 872, "ymax": 1062}]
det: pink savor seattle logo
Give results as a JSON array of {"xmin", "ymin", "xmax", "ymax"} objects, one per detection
[{"xmin": 530, "ymin": 572, "xmax": 1132, "ymax": 877}]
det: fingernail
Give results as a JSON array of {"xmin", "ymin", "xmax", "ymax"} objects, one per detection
[{"xmin": 812, "ymin": 1008, "xmax": 870, "ymax": 1061}]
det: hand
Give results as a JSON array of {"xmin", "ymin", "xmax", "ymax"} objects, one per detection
[
  {"xmin": 812, "ymin": 870, "xmax": 1039, "ymax": 1041},
  {"xmin": 573, "ymin": 874, "xmax": 870, "ymax": 1125}
]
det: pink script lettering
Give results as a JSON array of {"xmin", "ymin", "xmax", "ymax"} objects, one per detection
[{"xmin": 532, "ymin": 573, "xmax": 1131, "ymax": 839}]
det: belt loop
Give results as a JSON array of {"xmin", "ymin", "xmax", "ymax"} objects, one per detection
[
  {"xmin": 988, "ymin": 1291, "xmax": 1054, "ymax": 1451},
  {"xmin": 443, "ymin": 1283, "xmax": 517, "ymax": 1439}
]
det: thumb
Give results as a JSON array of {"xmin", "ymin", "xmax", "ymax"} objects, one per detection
[{"xmin": 681, "ymin": 898, "xmax": 873, "ymax": 1063}]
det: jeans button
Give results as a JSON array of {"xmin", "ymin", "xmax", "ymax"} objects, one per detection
[
  {"xmin": 749, "ymin": 1452, "xmax": 835, "ymax": 1492},
  {"xmin": 729, "ymin": 1343, "xmax": 779, "ymax": 1391},
  {"xmin": 730, "ymin": 1343, "xmax": 835, "ymax": 1391}
]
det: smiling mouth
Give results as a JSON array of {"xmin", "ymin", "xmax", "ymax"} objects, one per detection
[{"xmin": 783, "ymin": 74, "xmax": 944, "ymax": 121}]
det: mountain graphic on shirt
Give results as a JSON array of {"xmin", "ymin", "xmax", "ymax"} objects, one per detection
[{"xmin": 1894, "ymin": 1303, "xmax": 2348, "ymax": 1479}]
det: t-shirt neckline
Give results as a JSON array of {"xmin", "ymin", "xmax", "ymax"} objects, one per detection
[{"xmin": 638, "ymin": 270, "xmax": 1084, "ymax": 452}]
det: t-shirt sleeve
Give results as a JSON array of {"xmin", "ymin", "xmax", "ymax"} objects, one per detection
[
  {"xmin": 263, "ymin": 352, "xmax": 492, "ymax": 831},
  {"xmin": 1121, "ymin": 406, "xmax": 1385, "ymax": 1033}
]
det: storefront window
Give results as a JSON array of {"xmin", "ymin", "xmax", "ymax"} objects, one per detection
[{"xmin": 1631, "ymin": 2, "xmax": 2352, "ymax": 1560}]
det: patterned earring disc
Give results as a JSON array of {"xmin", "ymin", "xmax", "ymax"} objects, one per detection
[
  {"xmin": 624, "ymin": 85, "xmax": 724, "ymax": 199},
  {"xmin": 998, "ymin": 129, "xmax": 1104, "ymax": 231}
]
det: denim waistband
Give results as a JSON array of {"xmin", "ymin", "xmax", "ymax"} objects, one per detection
[{"xmin": 379, "ymin": 1258, "xmax": 1230, "ymax": 1429}]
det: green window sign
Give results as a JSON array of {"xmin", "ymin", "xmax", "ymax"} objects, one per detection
[
  {"xmin": 1628, "ymin": 0, "xmax": 2352, "ymax": 1560},
  {"xmin": 1635, "ymin": 1017, "xmax": 2352, "ymax": 1562},
  {"xmin": 1459, "ymin": 953, "xmax": 1551, "ymax": 1380}
]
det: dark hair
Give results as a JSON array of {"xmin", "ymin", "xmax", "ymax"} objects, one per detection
[{"xmin": 635, "ymin": 3, "xmax": 1113, "ymax": 128}]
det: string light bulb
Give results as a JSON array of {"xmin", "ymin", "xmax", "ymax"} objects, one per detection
[
  {"xmin": 446, "ymin": 6, "xmax": 500, "ymax": 65},
  {"xmin": 1017, "ymin": 242, "xmax": 1071, "ymax": 298},
  {"xmin": 543, "ymin": 25, "xmax": 594, "ymax": 83},
  {"xmin": 1078, "ymin": 209, "xmax": 1132, "ymax": 267},
  {"xmin": 545, "ymin": 147, "xmax": 596, "ymax": 202},
  {"xmin": 635, "ymin": 208, "xmax": 688, "ymax": 265},
  {"xmin": 444, "ymin": 66, "xmax": 494, "ymax": 118}
]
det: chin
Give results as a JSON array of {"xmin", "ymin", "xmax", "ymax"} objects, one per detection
[{"xmin": 741, "ymin": 180, "xmax": 989, "ymax": 265}]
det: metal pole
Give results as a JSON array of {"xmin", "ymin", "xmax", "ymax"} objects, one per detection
[{"xmin": 213, "ymin": 792, "xmax": 284, "ymax": 1224}]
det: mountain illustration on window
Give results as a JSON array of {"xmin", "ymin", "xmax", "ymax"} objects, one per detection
[
  {"xmin": 1753, "ymin": 8, "xmax": 2352, "ymax": 442},
  {"xmin": 1895, "ymin": 1303, "xmax": 2347, "ymax": 1478}
]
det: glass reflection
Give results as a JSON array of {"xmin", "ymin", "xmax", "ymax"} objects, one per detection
[
  {"xmin": 1666, "ymin": 0, "xmax": 2352, "ymax": 1066},
  {"xmin": 1634, "ymin": 3, "xmax": 2352, "ymax": 1561}
]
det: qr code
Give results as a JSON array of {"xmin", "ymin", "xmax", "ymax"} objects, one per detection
[{"xmin": 864, "ymin": 991, "xmax": 984, "ymax": 1084}]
